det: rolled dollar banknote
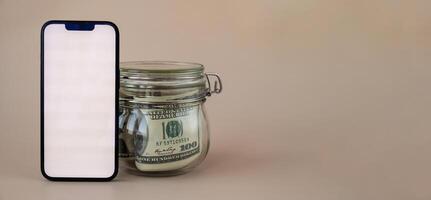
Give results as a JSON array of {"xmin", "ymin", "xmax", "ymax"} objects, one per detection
[{"xmin": 135, "ymin": 104, "xmax": 201, "ymax": 171}]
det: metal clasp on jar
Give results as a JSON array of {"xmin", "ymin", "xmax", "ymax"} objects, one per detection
[{"xmin": 205, "ymin": 73, "xmax": 223, "ymax": 96}]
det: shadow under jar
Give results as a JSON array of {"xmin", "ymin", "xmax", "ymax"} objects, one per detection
[{"xmin": 119, "ymin": 61, "xmax": 222, "ymax": 176}]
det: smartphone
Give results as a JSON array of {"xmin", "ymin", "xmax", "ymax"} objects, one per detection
[{"xmin": 41, "ymin": 20, "xmax": 119, "ymax": 181}]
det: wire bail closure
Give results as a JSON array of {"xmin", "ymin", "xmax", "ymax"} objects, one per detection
[{"xmin": 205, "ymin": 73, "xmax": 223, "ymax": 96}]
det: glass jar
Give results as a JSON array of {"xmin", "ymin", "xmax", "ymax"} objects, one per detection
[{"xmin": 119, "ymin": 61, "xmax": 222, "ymax": 176}]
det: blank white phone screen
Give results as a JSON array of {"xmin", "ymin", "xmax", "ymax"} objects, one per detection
[{"xmin": 43, "ymin": 24, "xmax": 116, "ymax": 178}]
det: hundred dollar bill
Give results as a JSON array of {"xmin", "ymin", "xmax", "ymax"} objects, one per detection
[{"xmin": 135, "ymin": 104, "xmax": 201, "ymax": 171}]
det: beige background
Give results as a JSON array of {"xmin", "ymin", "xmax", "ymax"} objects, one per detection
[{"xmin": 1, "ymin": 0, "xmax": 431, "ymax": 199}]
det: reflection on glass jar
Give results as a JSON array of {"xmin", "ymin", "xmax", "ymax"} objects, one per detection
[{"xmin": 119, "ymin": 61, "xmax": 222, "ymax": 176}]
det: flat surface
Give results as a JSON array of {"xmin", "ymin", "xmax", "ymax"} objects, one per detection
[{"xmin": 1, "ymin": 0, "xmax": 431, "ymax": 199}]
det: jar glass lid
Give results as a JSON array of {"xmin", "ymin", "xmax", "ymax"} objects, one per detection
[
  {"xmin": 121, "ymin": 61, "xmax": 204, "ymax": 75},
  {"xmin": 120, "ymin": 61, "xmax": 209, "ymax": 103}
]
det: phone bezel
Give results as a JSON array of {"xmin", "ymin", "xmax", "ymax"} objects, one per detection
[{"xmin": 40, "ymin": 20, "xmax": 119, "ymax": 181}]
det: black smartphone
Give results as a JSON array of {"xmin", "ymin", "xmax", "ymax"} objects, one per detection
[{"xmin": 41, "ymin": 20, "xmax": 119, "ymax": 181}]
